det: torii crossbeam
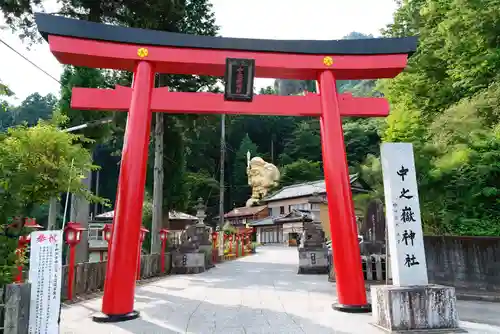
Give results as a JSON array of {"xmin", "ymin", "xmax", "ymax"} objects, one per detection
[{"xmin": 35, "ymin": 13, "xmax": 417, "ymax": 322}]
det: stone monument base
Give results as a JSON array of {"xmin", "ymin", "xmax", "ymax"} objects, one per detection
[
  {"xmin": 371, "ymin": 285, "xmax": 464, "ymax": 333},
  {"xmin": 298, "ymin": 248, "xmax": 329, "ymax": 274},
  {"xmin": 171, "ymin": 252, "xmax": 205, "ymax": 274}
]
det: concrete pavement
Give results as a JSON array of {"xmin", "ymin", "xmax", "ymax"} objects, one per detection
[{"xmin": 60, "ymin": 246, "xmax": 500, "ymax": 333}]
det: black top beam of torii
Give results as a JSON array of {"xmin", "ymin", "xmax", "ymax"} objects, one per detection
[{"xmin": 35, "ymin": 13, "xmax": 417, "ymax": 56}]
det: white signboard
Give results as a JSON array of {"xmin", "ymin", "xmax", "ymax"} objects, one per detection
[
  {"xmin": 381, "ymin": 143, "xmax": 428, "ymax": 286},
  {"xmin": 28, "ymin": 230, "xmax": 63, "ymax": 334}
]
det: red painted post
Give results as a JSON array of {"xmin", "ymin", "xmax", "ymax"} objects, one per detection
[
  {"xmin": 211, "ymin": 232, "xmax": 218, "ymax": 263},
  {"xmin": 229, "ymin": 235, "xmax": 233, "ymax": 255},
  {"xmin": 15, "ymin": 240, "xmax": 25, "ymax": 283},
  {"xmin": 68, "ymin": 244, "xmax": 76, "ymax": 301},
  {"xmin": 15, "ymin": 218, "xmax": 41, "ymax": 282},
  {"xmin": 160, "ymin": 238, "xmax": 166, "ymax": 274},
  {"xmin": 100, "ymin": 60, "xmax": 154, "ymax": 320},
  {"xmin": 241, "ymin": 234, "xmax": 245, "ymax": 257},
  {"xmin": 318, "ymin": 70, "xmax": 370, "ymax": 312},
  {"xmin": 136, "ymin": 245, "xmax": 142, "ymax": 281},
  {"xmin": 235, "ymin": 235, "xmax": 239, "ymax": 258}
]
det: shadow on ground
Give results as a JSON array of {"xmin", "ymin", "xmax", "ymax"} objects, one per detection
[{"xmin": 114, "ymin": 290, "xmax": 353, "ymax": 334}]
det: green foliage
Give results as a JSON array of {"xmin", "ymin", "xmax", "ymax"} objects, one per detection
[
  {"xmin": 59, "ymin": 67, "xmax": 115, "ymax": 146},
  {"xmin": 0, "ymin": 119, "xmax": 102, "ymax": 223},
  {"xmin": 0, "ymin": 233, "xmax": 20, "ymax": 286},
  {"xmin": 279, "ymin": 120, "xmax": 321, "ymax": 165},
  {"xmin": 0, "ymin": 117, "xmax": 104, "ymax": 284},
  {"xmin": 279, "ymin": 159, "xmax": 323, "ymax": 188},
  {"xmin": 343, "ymin": 119, "xmax": 381, "ymax": 166},
  {"xmin": 232, "ymin": 134, "xmax": 259, "ymax": 207},
  {"xmin": 0, "ymin": 81, "xmax": 14, "ymax": 113},
  {"xmin": 356, "ymin": 0, "xmax": 500, "ymax": 236},
  {"xmin": 1, "ymin": 93, "xmax": 57, "ymax": 131},
  {"xmin": 258, "ymin": 86, "xmax": 277, "ymax": 95}
]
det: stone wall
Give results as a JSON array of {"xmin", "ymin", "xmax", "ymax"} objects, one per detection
[{"xmin": 425, "ymin": 236, "xmax": 500, "ymax": 291}]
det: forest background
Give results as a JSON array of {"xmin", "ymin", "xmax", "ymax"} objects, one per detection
[{"xmin": 0, "ymin": 0, "xmax": 499, "ymax": 238}]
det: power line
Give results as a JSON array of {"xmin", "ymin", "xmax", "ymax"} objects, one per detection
[{"xmin": 0, "ymin": 37, "xmax": 61, "ymax": 84}]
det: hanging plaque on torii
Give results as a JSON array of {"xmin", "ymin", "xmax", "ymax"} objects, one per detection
[{"xmin": 35, "ymin": 12, "xmax": 417, "ymax": 322}]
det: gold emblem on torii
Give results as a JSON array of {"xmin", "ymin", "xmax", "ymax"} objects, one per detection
[
  {"xmin": 137, "ymin": 48, "xmax": 149, "ymax": 58},
  {"xmin": 323, "ymin": 56, "xmax": 334, "ymax": 66}
]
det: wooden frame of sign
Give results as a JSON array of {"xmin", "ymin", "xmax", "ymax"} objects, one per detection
[{"xmin": 224, "ymin": 58, "xmax": 255, "ymax": 102}]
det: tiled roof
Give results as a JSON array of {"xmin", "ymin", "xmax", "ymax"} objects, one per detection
[
  {"xmin": 224, "ymin": 205, "xmax": 267, "ymax": 218},
  {"xmin": 262, "ymin": 174, "xmax": 359, "ymax": 202},
  {"xmin": 248, "ymin": 216, "xmax": 276, "ymax": 226},
  {"xmin": 95, "ymin": 210, "xmax": 198, "ymax": 221}
]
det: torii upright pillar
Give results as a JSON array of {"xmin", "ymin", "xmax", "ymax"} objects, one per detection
[
  {"xmin": 318, "ymin": 70, "xmax": 368, "ymax": 310},
  {"xmin": 35, "ymin": 12, "xmax": 417, "ymax": 321}
]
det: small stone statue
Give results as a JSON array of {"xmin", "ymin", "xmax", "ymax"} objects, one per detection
[{"xmin": 179, "ymin": 224, "xmax": 199, "ymax": 252}]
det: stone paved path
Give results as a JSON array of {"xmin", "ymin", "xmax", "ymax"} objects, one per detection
[{"xmin": 60, "ymin": 246, "xmax": 500, "ymax": 333}]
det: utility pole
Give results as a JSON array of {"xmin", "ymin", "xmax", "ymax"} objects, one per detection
[
  {"xmin": 217, "ymin": 114, "xmax": 226, "ymax": 259},
  {"xmin": 218, "ymin": 114, "xmax": 226, "ymax": 228},
  {"xmin": 152, "ymin": 74, "xmax": 165, "ymax": 254},
  {"xmin": 151, "ymin": 111, "xmax": 164, "ymax": 254},
  {"xmin": 94, "ymin": 170, "xmax": 100, "ymax": 217}
]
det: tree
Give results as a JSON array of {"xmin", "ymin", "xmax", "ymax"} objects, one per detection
[
  {"xmin": 0, "ymin": 81, "xmax": 13, "ymax": 127},
  {"xmin": 0, "ymin": 116, "xmax": 102, "ymax": 285},
  {"xmin": 374, "ymin": 0, "xmax": 500, "ymax": 236},
  {"xmin": 231, "ymin": 134, "xmax": 259, "ymax": 207},
  {"xmin": 0, "ymin": 118, "xmax": 101, "ymax": 222},
  {"xmin": 343, "ymin": 118, "xmax": 381, "ymax": 167},
  {"xmin": 279, "ymin": 120, "xmax": 322, "ymax": 165},
  {"xmin": 258, "ymin": 86, "xmax": 277, "ymax": 95},
  {"xmin": 279, "ymin": 159, "xmax": 323, "ymax": 188}
]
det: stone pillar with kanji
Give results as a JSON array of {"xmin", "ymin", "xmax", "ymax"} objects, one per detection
[{"xmin": 371, "ymin": 143, "xmax": 461, "ymax": 332}]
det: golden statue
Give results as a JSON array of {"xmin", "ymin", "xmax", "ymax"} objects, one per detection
[{"xmin": 246, "ymin": 152, "xmax": 280, "ymax": 207}]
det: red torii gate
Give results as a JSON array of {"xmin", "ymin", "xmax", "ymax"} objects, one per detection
[{"xmin": 35, "ymin": 13, "xmax": 416, "ymax": 322}]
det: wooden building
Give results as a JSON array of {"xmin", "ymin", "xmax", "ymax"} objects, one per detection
[
  {"xmin": 222, "ymin": 205, "xmax": 269, "ymax": 229},
  {"xmin": 87, "ymin": 209, "xmax": 199, "ymax": 262}
]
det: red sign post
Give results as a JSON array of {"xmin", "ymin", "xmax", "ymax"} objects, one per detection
[
  {"xmin": 64, "ymin": 222, "xmax": 85, "ymax": 301},
  {"xmin": 211, "ymin": 232, "xmax": 218, "ymax": 263},
  {"xmin": 15, "ymin": 218, "xmax": 42, "ymax": 282},
  {"xmin": 36, "ymin": 13, "xmax": 416, "ymax": 321},
  {"xmin": 136, "ymin": 226, "xmax": 149, "ymax": 281},
  {"xmin": 159, "ymin": 228, "xmax": 169, "ymax": 274}
]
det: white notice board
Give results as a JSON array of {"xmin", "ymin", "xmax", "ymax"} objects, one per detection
[
  {"xmin": 381, "ymin": 143, "xmax": 428, "ymax": 286},
  {"xmin": 28, "ymin": 230, "xmax": 63, "ymax": 334}
]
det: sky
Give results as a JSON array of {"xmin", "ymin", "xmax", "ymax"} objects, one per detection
[{"xmin": 0, "ymin": 0, "xmax": 398, "ymax": 105}]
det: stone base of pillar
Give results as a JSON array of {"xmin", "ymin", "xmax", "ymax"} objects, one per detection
[
  {"xmin": 171, "ymin": 252, "xmax": 205, "ymax": 275},
  {"xmin": 297, "ymin": 248, "xmax": 329, "ymax": 274},
  {"xmin": 371, "ymin": 285, "xmax": 464, "ymax": 333}
]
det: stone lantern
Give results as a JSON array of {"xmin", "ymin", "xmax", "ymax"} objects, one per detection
[
  {"xmin": 102, "ymin": 224, "xmax": 113, "ymax": 242},
  {"xmin": 64, "ymin": 222, "xmax": 86, "ymax": 301},
  {"xmin": 195, "ymin": 197, "xmax": 207, "ymax": 224},
  {"xmin": 194, "ymin": 197, "xmax": 210, "ymax": 246},
  {"xmin": 308, "ymin": 192, "xmax": 323, "ymax": 222}
]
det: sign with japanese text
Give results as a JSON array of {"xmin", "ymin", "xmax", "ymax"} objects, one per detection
[
  {"xmin": 224, "ymin": 58, "xmax": 255, "ymax": 102},
  {"xmin": 381, "ymin": 143, "xmax": 428, "ymax": 286},
  {"xmin": 28, "ymin": 230, "xmax": 63, "ymax": 334}
]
